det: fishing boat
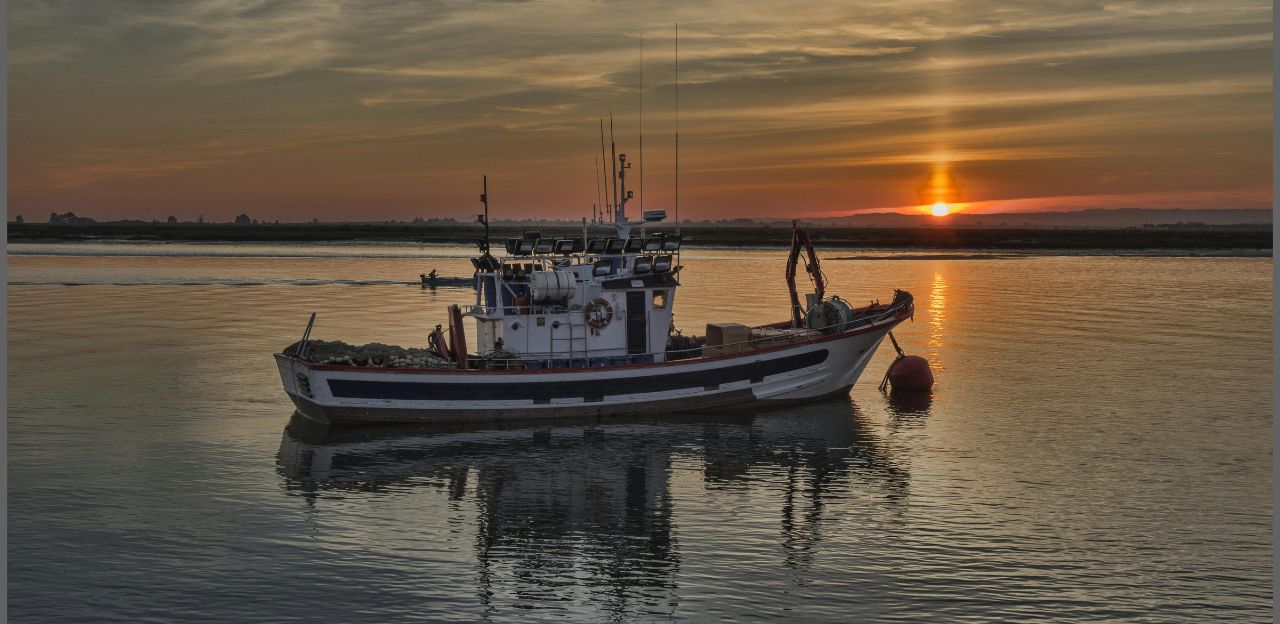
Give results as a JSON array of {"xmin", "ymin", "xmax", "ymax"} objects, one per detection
[
  {"xmin": 420, "ymin": 272, "xmax": 475, "ymax": 288},
  {"xmin": 276, "ymin": 152, "xmax": 914, "ymax": 426}
]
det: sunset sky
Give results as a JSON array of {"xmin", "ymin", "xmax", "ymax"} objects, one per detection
[{"xmin": 9, "ymin": 0, "xmax": 1272, "ymax": 222}]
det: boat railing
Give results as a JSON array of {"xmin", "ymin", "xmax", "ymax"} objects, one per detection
[
  {"xmin": 660, "ymin": 300, "xmax": 908, "ymax": 359},
  {"xmin": 464, "ymin": 303, "xmax": 578, "ymax": 317},
  {"xmin": 471, "ymin": 296, "xmax": 911, "ymax": 369}
]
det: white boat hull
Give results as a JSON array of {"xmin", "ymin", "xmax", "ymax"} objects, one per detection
[{"xmin": 275, "ymin": 315, "xmax": 905, "ymax": 426}]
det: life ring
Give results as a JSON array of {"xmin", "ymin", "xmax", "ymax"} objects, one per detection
[{"xmin": 584, "ymin": 298, "xmax": 613, "ymax": 332}]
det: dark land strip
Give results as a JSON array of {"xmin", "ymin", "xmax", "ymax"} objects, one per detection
[{"xmin": 8, "ymin": 223, "xmax": 1272, "ymax": 252}]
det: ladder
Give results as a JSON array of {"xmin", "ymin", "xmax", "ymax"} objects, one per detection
[{"xmin": 549, "ymin": 306, "xmax": 590, "ymax": 363}]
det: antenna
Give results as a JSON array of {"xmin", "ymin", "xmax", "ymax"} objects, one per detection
[
  {"xmin": 674, "ymin": 23, "xmax": 680, "ymax": 237},
  {"xmin": 599, "ymin": 119, "xmax": 611, "ymax": 222},
  {"xmin": 609, "ymin": 111, "xmax": 618, "ymax": 221},
  {"xmin": 594, "ymin": 155, "xmax": 602, "ymax": 224},
  {"xmin": 639, "ymin": 32, "xmax": 645, "ymax": 218}
]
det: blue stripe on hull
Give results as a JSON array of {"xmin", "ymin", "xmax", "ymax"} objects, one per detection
[{"xmin": 326, "ymin": 350, "xmax": 830, "ymax": 402}]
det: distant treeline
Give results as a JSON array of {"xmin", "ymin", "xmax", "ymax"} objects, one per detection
[{"xmin": 7, "ymin": 222, "xmax": 1272, "ymax": 250}]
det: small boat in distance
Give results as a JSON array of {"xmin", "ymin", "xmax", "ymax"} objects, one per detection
[
  {"xmin": 276, "ymin": 153, "xmax": 914, "ymax": 426},
  {"xmin": 420, "ymin": 271, "xmax": 475, "ymax": 288}
]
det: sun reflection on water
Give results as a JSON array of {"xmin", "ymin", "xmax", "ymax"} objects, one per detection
[{"xmin": 927, "ymin": 271, "xmax": 946, "ymax": 354}]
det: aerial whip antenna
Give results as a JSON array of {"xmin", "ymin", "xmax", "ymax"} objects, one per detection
[
  {"xmin": 609, "ymin": 111, "xmax": 618, "ymax": 221},
  {"xmin": 594, "ymin": 156, "xmax": 602, "ymax": 224},
  {"xmin": 674, "ymin": 23, "xmax": 680, "ymax": 238},
  {"xmin": 639, "ymin": 32, "xmax": 645, "ymax": 218},
  {"xmin": 599, "ymin": 119, "xmax": 611, "ymax": 222}
]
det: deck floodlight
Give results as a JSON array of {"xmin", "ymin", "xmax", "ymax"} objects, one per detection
[
  {"xmin": 624, "ymin": 237, "xmax": 644, "ymax": 253},
  {"xmin": 643, "ymin": 209, "xmax": 667, "ymax": 222},
  {"xmin": 477, "ymin": 255, "xmax": 501, "ymax": 272},
  {"xmin": 534, "ymin": 240, "xmax": 554, "ymax": 254},
  {"xmin": 654, "ymin": 255, "xmax": 673, "ymax": 272},
  {"xmin": 633, "ymin": 256, "xmax": 653, "ymax": 274},
  {"xmin": 593, "ymin": 260, "xmax": 612, "ymax": 276},
  {"xmin": 586, "ymin": 238, "xmax": 609, "ymax": 254},
  {"xmin": 605, "ymin": 238, "xmax": 626, "ymax": 254},
  {"xmin": 643, "ymin": 235, "xmax": 663, "ymax": 252},
  {"xmin": 505, "ymin": 238, "xmax": 520, "ymax": 254},
  {"xmin": 661, "ymin": 236, "xmax": 681, "ymax": 251},
  {"xmin": 554, "ymin": 239, "xmax": 577, "ymax": 254},
  {"xmin": 516, "ymin": 239, "xmax": 535, "ymax": 255}
]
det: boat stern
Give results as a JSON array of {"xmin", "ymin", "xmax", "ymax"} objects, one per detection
[{"xmin": 274, "ymin": 353, "xmax": 331, "ymax": 424}]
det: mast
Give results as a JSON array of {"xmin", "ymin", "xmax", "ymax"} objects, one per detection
[
  {"xmin": 618, "ymin": 153, "xmax": 630, "ymax": 223},
  {"xmin": 674, "ymin": 23, "xmax": 680, "ymax": 239},
  {"xmin": 479, "ymin": 175, "xmax": 490, "ymax": 255}
]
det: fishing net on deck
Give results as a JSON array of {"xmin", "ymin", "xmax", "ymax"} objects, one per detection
[{"xmin": 282, "ymin": 339, "xmax": 455, "ymax": 369}]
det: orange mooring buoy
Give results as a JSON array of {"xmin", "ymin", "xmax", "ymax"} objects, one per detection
[{"xmin": 879, "ymin": 332, "xmax": 935, "ymax": 392}]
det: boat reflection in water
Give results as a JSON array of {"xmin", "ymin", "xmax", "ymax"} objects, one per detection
[{"xmin": 277, "ymin": 399, "xmax": 913, "ymax": 617}]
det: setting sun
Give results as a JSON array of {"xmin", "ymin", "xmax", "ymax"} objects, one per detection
[{"xmin": 931, "ymin": 202, "xmax": 950, "ymax": 217}]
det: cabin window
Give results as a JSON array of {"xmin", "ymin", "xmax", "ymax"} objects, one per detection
[{"xmin": 652, "ymin": 290, "xmax": 668, "ymax": 310}]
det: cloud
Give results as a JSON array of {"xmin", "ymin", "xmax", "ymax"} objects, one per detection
[
  {"xmin": 933, "ymin": 187, "xmax": 1273, "ymax": 213},
  {"xmin": 132, "ymin": 0, "xmax": 347, "ymax": 80},
  {"xmin": 8, "ymin": 0, "xmax": 1272, "ymax": 219}
]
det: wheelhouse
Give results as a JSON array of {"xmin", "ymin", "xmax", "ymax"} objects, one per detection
[{"xmin": 467, "ymin": 231, "xmax": 682, "ymax": 368}]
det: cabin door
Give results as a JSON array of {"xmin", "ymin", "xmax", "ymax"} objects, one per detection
[{"xmin": 626, "ymin": 291, "xmax": 647, "ymax": 355}]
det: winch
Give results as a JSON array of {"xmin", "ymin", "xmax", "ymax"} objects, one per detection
[{"xmin": 805, "ymin": 296, "xmax": 855, "ymax": 333}]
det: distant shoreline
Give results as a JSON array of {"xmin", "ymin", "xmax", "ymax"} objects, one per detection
[{"xmin": 7, "ymin": 222, "xmax": 1272, "ymax": 252}]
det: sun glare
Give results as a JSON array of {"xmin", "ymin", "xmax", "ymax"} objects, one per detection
[{"xmin": 931, "ymin": 202, "xmax": 950, "ymax": 217}]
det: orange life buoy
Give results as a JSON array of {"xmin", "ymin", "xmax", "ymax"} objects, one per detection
[{"xmin": 584, "ymin": 298, "xmax": 613, "ymax": 334}]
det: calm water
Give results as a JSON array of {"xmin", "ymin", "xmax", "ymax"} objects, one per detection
[{"xmin": 8, "ymin": 243, "xmax": 1273, "ymax": 622}]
